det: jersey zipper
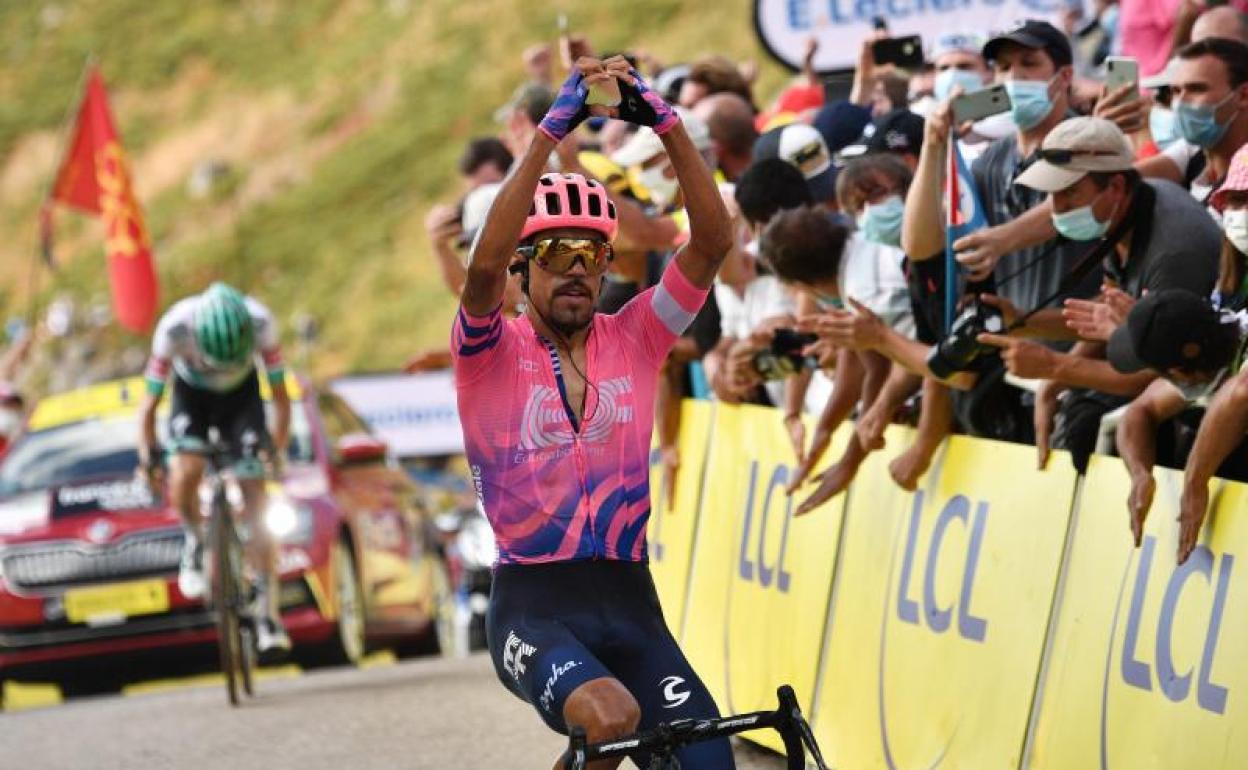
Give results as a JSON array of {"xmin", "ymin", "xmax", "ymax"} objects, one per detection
[{"xmin": 540, "ymin": 332, "xmax": 600, "ymax": 558}]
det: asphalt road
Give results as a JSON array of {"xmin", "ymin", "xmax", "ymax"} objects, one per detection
[{"xmin": 1, "ymin": 654, "xmax": 785, "ymax": 769}]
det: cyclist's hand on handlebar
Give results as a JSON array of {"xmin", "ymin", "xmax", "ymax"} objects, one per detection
[{"xmin": 135, "ymin": 454, "xmax": 165, "ymax": 492}]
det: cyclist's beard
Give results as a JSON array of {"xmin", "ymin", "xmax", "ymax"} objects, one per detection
[{"xmin": 540, "ymin": 279, "xmax": 596, "ymax": 335}]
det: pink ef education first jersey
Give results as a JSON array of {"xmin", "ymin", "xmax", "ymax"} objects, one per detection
[{"xmin": 451, "ymin": 260, "xmax": 709, "ymax": 565}]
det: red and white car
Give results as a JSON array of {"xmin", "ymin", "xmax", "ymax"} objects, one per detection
[{"xmin": 0, "ymin": 376, "xmax": 452, "ymax": 699}]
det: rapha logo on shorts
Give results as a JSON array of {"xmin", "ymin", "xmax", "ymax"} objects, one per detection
[
  {"xmin": 538, "ymin": 659, "xmax": 580, "ymax": 712},
  {"xmin": 660, "ymin": 675, "xmax": 690, "ymax": 709},
  {"xmin": 502, "ymin": 631, "xmax": 535, "ymax": 682}
]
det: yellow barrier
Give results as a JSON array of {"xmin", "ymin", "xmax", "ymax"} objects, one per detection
[
  {"xmin": 1028, "ymin": 457, "xmax": 1248, "ymax": 769},
  {"xmin": 811, "ymin": 431, "xmax": 1078, "ymax": 770},
  {"xmin": 648, "ymin": 399, "xmax": 715, "ymax": 631},
  {"xmin": 679, "ymin": 403, "xmax": 852, "ymax": 752}
]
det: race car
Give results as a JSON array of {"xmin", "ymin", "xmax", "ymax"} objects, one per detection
[{"xmin": 0, "ymin": 375, "xmax": 453, "ymax": 698}]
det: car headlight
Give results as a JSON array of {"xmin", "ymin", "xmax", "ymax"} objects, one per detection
[{"xmin": 265, "ymin": 497, "xmax": 314, "ymax": 543}]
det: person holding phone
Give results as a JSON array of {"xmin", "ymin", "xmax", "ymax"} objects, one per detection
[{"xmin": 454, "ymin": 56, "xmax": 735, "ymax": 769}]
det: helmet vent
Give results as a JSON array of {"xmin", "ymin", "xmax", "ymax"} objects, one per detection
[
  {"xmin": 545, "ymin": 192, "xmax": 561, "ymax": 215},
  {"xmin": 567, "ymin": 186, "xmax": 582, "ymax": 216},
  {"xmin": 587, "ymin": 193, "xmax": 601, "ymax": 217}
]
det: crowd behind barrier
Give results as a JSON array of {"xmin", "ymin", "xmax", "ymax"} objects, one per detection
[{"xmin": 649, "ymin": 399, "xmax": 1248, "ymax": 768}]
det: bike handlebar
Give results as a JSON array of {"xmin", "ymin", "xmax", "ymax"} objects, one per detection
[{"xmin": 563, "ymin": 685, "xmax": 829, "ymax": 770}]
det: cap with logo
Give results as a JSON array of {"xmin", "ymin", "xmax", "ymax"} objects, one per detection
[
  {"xmin": 752, "ymin": 122, "xmax": 837, "ymax": 203},
  {"xmin": 1014, "ymin": 116, "xmax": 1134, "ymax": 193},
  {"xmin": 1107, "ymin": 289, "xmax": 1237, "ymax": 374},
  {"xmin": 866, "ymin": 109, "xmax": 925, "ymax": 158},
  {"xmin": 983, "ymin": 19, "xmax": 1073, "ymax": 69},
  {"xmin": 610, "ymin": 106, "xmax": 711, "ymax": 168},
  {"xmin": 930, "ymin": 32, "xmax": 986, "ymax": 61}
]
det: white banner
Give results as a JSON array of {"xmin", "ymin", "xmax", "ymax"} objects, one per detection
[
  {"xmin": 753, "ymin": 0, "xmax": 1078, "ymax": 72},
  {"xmin": 331, "ymin": 371, "xmax": 464, "ymax": 458}
]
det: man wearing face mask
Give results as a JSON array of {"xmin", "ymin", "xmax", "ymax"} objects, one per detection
[
  {"xmin": 1137, "ymin": 37, "xmax": 1248, "ymax": 207},
  {"xmin": 1108, "ymin": 289, "xmax": 1248, "ymax": 564},
  {"xmin": 978, "ymin": 117, "xmax": 1221, "ymax": 472}
]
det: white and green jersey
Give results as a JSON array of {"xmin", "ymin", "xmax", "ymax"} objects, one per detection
[{"xmin": 144, "ymin": 294, "xmax": 285, "ymax": 395}]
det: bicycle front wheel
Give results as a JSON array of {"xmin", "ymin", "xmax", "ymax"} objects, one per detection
[{"xmin": 212, "ymin": 505, "xmax": 245, "ymax": 706}]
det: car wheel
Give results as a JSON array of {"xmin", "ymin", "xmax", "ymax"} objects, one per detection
[{"xmin": 297, "ymin": 538, "xmax": 366, "ymax": 668}]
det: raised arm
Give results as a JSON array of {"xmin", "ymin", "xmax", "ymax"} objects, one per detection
[
  {"xmin": 462, "ymin": 133, "xmax": 558, "ymax": 316},
  {"xmin": 603, "ymin": 58, "xmax": 731, "ymax": 288},
  {"xmin": 663, "ymin": 121, "xmax": 733, "ymax": 287},
  {"xmin": 463, "ymin": 61, "xmax": 605, "ymax": 315}
]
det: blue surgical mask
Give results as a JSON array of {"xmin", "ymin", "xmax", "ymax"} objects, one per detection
[
  {"xmin": 1175, "ymin": 90, "xmax": 1239, "ymax": 149},
  {"xmin": 859, "ymin": 195, "xmax": 905, "ymax": 247},
  {"xmin": 1004, "ymin": 76, "xmax": 1057, "ymax": 131},
  {"xmin": 1148, "ymin": 105, "xmax": 1179, "ymax": 149},
  {"xmin": 934, "ymin": 68, "xmax": 986, "ymax": 102},
  {"xmin": 1051, "ymin": 192, "xmax": 1114, "ymax": 241}
]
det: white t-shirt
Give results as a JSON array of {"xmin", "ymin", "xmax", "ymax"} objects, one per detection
[
  {"xmin": 715, "ymin": 274, "xmax": 797, "ymax": 407},
  {"xmin": 1162, "ymin": 139, "xmax": 1218, "ymax": 207},
  {"xmin": 838, "ymin": 234, "xmax": 916, "ymax": 339}
]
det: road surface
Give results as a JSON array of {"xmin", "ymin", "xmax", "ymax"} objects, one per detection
[{"xmin": 2, "ymin": 653, "xmax": 786, "ymax": 769}]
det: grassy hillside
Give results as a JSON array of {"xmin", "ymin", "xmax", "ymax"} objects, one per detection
[{"xmin": 0, "ymin": 0, "xmax": 788, "ymax": 383}]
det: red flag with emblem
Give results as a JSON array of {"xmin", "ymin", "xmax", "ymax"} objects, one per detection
[{"xmin": 47, "ymin": 66, "xmax": 158, "ymax": 332}]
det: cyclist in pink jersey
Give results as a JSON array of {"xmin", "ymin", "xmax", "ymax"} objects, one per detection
[{"xmin": 453, "ymin": 57, "xmax": 734, "ymax": 769}]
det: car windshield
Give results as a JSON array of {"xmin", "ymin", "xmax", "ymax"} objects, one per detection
[
  {"xmin": 0, "ymin": 406, "xmax": 315, "ymax": 499},
  {"xmin": 0, "ymin": 415, "xmax": 143, "ymax": 499}
]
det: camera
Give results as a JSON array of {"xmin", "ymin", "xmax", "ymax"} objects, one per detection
[
  {"xmin": 753, "ymin": 328, "xmax": 818, "ymax": 381},
  {"xmin": 926, "ymin": 301, "xmax": 1006, "ymax": 379}
]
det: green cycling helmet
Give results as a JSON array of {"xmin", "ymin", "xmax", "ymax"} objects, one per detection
[{"xmin": 194, "ymin": 282, "xmax": 255, "ymax": 367}]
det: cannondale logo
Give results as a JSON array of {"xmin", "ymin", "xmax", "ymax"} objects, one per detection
[{"xmin": 660, "ymin": 676, "xmax": 690, "ymax": 709}]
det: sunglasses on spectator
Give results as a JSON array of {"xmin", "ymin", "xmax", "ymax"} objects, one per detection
[
  {"xmin": 517, "ymin": 238, "xmax": 614, "ymax": 275},
  {"xmin": 1034, "ymin": 148, "xmax": 1121, "ymax": 165}
]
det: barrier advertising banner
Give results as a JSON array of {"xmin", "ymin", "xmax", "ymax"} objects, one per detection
[
  {"xmin": 812, "ymin": 432, "xmax": 1077, "ymax": 769},
  {"xmin": 753, "ymin": 0, "xmax": 1075, "ymax": 71},
  {"xmin": 679, "ymin": 403, "xmax": 851, "ymax": 752},
  {"xmin": 648, "ymin": 400, "xmax": 716, "ymax": 632},
  {"xmin": 1028, "ymin": 458, "xmax": 1248, "ymax": 770}
]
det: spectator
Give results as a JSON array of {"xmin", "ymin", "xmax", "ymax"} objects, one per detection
[
  {"xmin": 458, "ymin": 137, "xmax": 513, "ymax": 189},
  {"xmin": 0, "ymin": 385, "xmax": 22, "ymax": 456},
  {"xmin": 863, "ymin": 108, "xmax": 925, "ymax": 168},
  {"xmin": 1191, "ymin": 5, "xmax": 1248, "ymax": 45},
  {"xmin": 496, "ymin": 82, "xmax": 555, "ymax": 158},
  {"xmin": 1109, "ymin": 290, "xmax": 1248, "ymax": 556},
  {"xmin": 706, "ymin": 160, "xmax": 811, "ymax": 407},
  {"xmin": 679, "ymin": 55, "xmax": 755, "ymax": 109},
  {"xmin": 902, "ymin": 21, "xmax": 1099, "ymax": 448},
  {"xmin": 930, "ymin": 33, "xmax": 990, "ymax": 103},
  {"xmin": 1137, "ymin": 38, "xmax": 1248, "ymax": 206},
  {"xmin": 981, "ymin": 117, "xmax": 1221, "ymax": 471},
  {"xmin": 692, "ymin": 92, "xmax": 758, "ymax": 182},
  {"xmin": 774, "ymin": 156, "xmax": 921, "ymax": 509},
  {"xmin": 1211, "ymin": 143, "xmax": 1248, "ymax": 314},
  {"xmin": 753, "ymin": 122, "xmax": 840, "ymax": 210}
]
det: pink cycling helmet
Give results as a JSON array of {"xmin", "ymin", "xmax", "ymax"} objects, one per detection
[{"xmin": 519, "ymin": 173, "xmax": 618, "ymax": 242}]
